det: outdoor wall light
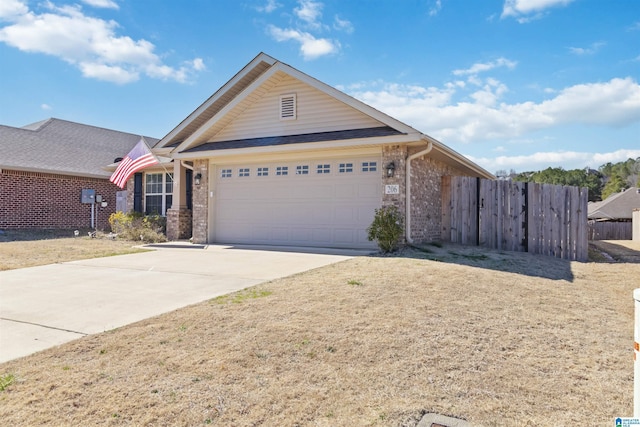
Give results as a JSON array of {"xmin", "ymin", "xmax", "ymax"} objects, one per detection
[
  {"xmin": 386, "ymin": 162, "xmax": 396, "ymax": 178},
  {"xmin": 194, "ymin": 173, "xmax": 202, "ymax": 186}
]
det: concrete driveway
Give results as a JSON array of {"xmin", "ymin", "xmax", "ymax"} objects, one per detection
[{"xmin": 0, "ymin": 244, "xmax": 365, "ymax": 363}]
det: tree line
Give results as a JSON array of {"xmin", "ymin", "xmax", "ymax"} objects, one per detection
[{"xmin": 495, "ymin": 157, "xmax": 640, "ymax": 202}]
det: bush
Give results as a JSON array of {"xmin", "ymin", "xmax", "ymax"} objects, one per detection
[
  {"xmin": 367, "ymin": 205, "xmax": 404, "ymax": 253},
  {"xmin": 108, "ymin": 211, "xmax": 167, "ymax": 243}
]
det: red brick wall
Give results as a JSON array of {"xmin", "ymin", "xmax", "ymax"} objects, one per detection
[{"xmin": 0, "ymin": 169, "xmax": 120, "ymax": 230}]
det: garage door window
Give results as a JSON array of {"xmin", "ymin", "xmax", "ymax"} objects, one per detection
[
  {"xmin": 145, "ymin": 172, "xmax": 173, "ymax": 216},
  {"xmin": 317, "ymin": 164, "xmax": 331, "ymax": 174},
  {"xmin": 239, "ymin": 168, "xmax": 250, "ymax": 177},
  {"xmin": 276, "ymin": 166, "xmax": 288, "ymax": 176},
  {"xmin": 257, "ymin": 167, "xmax": 269, "ymax": 177},
  {"xmin": 362, "ymin": 161, "xmax": 377, "ymax": 172},
  {"xmin": 221, "ymin": 169, "xmax": 232, "ymax": 178},
  {"xmin": 296, "ymin": 165, "xmax": 309, "ymax": 175},
  {"xmin": 339, "ymin": 163, "xmax": 353, "ymax": 173}
]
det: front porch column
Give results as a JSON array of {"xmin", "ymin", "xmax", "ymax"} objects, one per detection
[
  {"xmin": 166, "ymin": 161, "xmax": 193, "ymax": 240},
  {"xmin": 191, "ymin": 160, "xmax": 209, "ymax": 244}
]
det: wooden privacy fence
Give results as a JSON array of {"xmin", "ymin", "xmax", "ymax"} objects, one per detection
[
  {"xmin": 441, "ymin": 177, "xmax": 589, "ymax": 261},
  {"xmin": 587, "ymin": 221, "xmax": 632, "ymax": 240}
]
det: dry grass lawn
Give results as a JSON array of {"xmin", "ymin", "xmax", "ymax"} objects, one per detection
[
  {"xmin": 0, "ymin": 237, "xmax": 639, "ymax": 426},
  {"xmin": 0, "ymin": 229, "xmax": 146, "ymax": 271}
]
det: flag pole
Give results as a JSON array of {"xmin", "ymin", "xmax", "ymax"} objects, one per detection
[{"xmin": 141, "ymin": 136, "xmax": 175, "ymax": 183}]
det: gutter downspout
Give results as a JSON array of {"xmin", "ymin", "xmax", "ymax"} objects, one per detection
[{"xmin": 405, "ymin": 139, "xmax": 433, "ymax": 244}]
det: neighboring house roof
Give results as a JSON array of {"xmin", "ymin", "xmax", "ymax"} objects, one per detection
[
  {"xmin": 0, "ymin": 118, "xmax": 158, "ymax": 179},
  {"xmin": 155, "ymin": 52, "xmax": 493, "ymax": 179},
  {"xmin": 588, "ymin": 187, "xmax": 640, "ymax": 220}
]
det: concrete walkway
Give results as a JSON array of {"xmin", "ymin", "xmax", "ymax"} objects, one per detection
[{"xmin": 0, "ymin": 244, "xmax": 367, "ymax": 363}]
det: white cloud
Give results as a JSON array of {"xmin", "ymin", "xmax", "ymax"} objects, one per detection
[
  {"xmin": 502, "ymin": 0, "xmax": 574, "ymax": 21},
  {"xmin": 469, "ymin": 149, "xmax": 640, "ymax": 172},
  {"xmin": 568, "ymin": 41, "xmax": 605, "ymax": 56},
  {"xmin": 80, "ymin": 62, "xmax": 138, "ymax": 83},
  {"xmin": 256, "ymin": 0, "xmax": 281, "ymax": 13},
  {"xmin": 346, "ymin": 77, "xmax": 640, "ymax": 144},
  {"xmin": 333, "ymin": 15, "xmax": 353, "ymax": 33},
  {"xmin": 429, "ymin": 0, "xmax": 442, "ymax": 17},
  {"xmin": 0, "ymin": 2, "xmax": 203, "ymax": 84},
  {"xmin": 453, "ymin": 57, "xmax": 517, "ymax": 76},
  {"xmin": 191, "ymin": 58, "xmax": 206, "ymax": 71},
  {"xmin": 294, "ymin": 0, "xmax": 324, "ymax": 29},
  {"xmin": 265, "ymin": 0, "xmax": 349, "ymax": 60},
  {"xmin": 40, "ymin": 103, "xmax": 52, "ymax": 110},
  {"xmin": 82, "ymin": 0, "xmax": 119, "ymax": 9},
  {"xmin": 268, "ymin": 25, "xmax": 338, "ymax": 60},
  {"xmin": 0, "ymin": 0, "xmax": 27, "ymax": 20}
]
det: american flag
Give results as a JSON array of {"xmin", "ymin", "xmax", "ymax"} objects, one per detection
[{"xmin": 109, "ymin": 138, "xmax": 158, "ymax": 189}]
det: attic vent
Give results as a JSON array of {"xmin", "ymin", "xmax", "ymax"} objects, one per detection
[{"xmin": 279, "ymin": 93, "xmax": 296, "ymax": 120}]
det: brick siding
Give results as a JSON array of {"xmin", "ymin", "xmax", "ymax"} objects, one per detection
[
  {"xmin": 0, "ymin": 169, "xmax": 120, "ymax": 230},
  {"xmin": 409, "ymin": 153, "xmax": 466, "ymax": 242},
  {"xmin": 191, "ymin": 160, "xmax": 209, "ymax": 244},
  {"xmin": 382, "ymin": 146, "xmax": 470, "ymax": 244}
]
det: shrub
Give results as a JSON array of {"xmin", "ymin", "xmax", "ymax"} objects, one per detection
[
  {"xmin": 367, "ymin": 205, "xmax": 404, "ymax": 253},
  {"xmin": 108, "ymin": 211, "xmax": 167, "ymax": 243}
]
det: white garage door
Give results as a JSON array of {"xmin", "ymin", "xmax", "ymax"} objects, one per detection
[{"xmin": 214, "ymin": 157, "xmax": 381, "ymax": 248}]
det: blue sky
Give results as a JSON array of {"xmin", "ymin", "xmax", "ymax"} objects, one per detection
[{"xmin": 0, "ymin": 0, "xmax": 638, "ymax": 174}]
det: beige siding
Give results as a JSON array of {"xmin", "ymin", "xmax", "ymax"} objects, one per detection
[
  {"xmin": 210, "ymin": 73, "xmax": 384, "ymax": 142},
  {"xmin": 634, "ymin": 209, "xmax": 640, "ymax": 241}
]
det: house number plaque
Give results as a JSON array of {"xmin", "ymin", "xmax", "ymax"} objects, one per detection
[{"xmin": 385, "ymin": 184, "xmax": 400, "ymax": 195}]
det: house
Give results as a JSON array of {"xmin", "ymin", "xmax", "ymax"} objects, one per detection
[
  {"xmin": 126, "ymin": 53, "xmax": 493, "ymax": 248},
  {"xmin": 588, "ymin": 187, "xmax": 640, "ymax": 221},
  {"xmin": 0, "ymin": 118, "xmax": 157, "ymax": 230}
]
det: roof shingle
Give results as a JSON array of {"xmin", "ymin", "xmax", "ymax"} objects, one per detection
[
  {"xmin": 0, "ymin": 118, "xmax": 158, "ymax": 178},
  {"xmin": 183, "ymin": 126, "xmax": 404, "ymax": 153}
]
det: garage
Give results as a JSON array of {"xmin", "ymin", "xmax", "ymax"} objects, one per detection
[{"xmin": 213, "ymin": 156, "xmax": 381, "ymax": 248}]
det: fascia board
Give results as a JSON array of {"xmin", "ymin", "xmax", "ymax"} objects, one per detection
[
  {"xmin": 172, "ymin": 134, "xmax": 421, "ymax": 160},
  {"xmin": 424, "ymin": 134, "xmax": 495, "ymax": 179},
  {"xmin": 156, "ymin": 53, "xmax": 277, "ymax": 149},
  {"xmin": 0, "ymin": 165, "xmax": 110, "ymax": 179}
]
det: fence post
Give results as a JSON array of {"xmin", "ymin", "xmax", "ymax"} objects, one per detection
[{"xmin": 635, "ymin": 288, "xmax": 640, "ymax": 417}]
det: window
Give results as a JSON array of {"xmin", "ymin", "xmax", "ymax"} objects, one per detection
[
  {"xmin": 276, "ymin": 166, "xmax": 288, "ymax": 176},
  {"xmin": 221, "ymin": 169, "xmax": 232, "ymax": 178},
  {"xmin": 279, "ymin": 93, "xmax": 297, "ymax": 120},
  {"xmin": 257, "ymin": 167, "xmax": 269, "ymax": 177},
  {"xmin": 362, "ymin": 161, "xmax": 377, "ymax": 172},
  {"xmin": 317, "ymin": 164, "xmax": 331, "ymax": 174},
  {"xmin": 145, "ymin": 173, "xmax": 173, "ymax": 216},
  {"xmin": 296, "ymin": 165, "xmax": 309, "ymax": 175},
  {"xmin": 239, "ymin": 168, "xmax": 250, "ymax": 177},
  {"xmin": 339, "ymin": 163, "xmax": 353, "ymax": 173}
]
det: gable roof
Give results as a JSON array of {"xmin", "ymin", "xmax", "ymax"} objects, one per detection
[
  {"xmin": 155, "ymin": 52, "xmax": 493, "ymax": 179},
  {"xmin": 588, "ymin": 187, "xmax": 640, "ymax": 220},
  {"xmin": 0, "ymin": 118, "xmax": 158, "ymax": 179}
]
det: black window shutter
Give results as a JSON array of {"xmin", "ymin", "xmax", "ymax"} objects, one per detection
[
  {"xmin": 186, "ymin": 169, "xmax": 193, "ymax": 210},
  {"xmin": 133, "ymin": 173, "xmax": 143, "ymax": 213}
]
